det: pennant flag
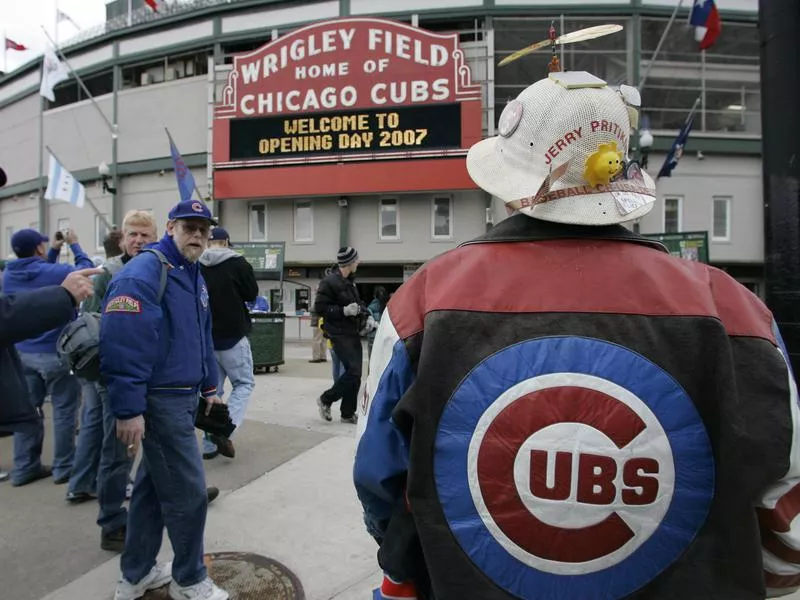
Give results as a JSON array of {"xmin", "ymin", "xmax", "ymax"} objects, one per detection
[
  {"xmin": 5, "ymin": 39, "xmax": 27, "ymax": 51},
  {"xmin": 40, "ymin": 49, "xmax": 70, "ymax": 102},
  {"xmin": 167, "ymin": 130, "xmax": 198, "ymax": 202},
  {"xmin": 657, "ymin": 102, "xmax": 698, "ymax": 180},
  {"xmin": 57, "ymin": 9, "xmax": 80, "ymax": 29},
  {"xmin": 45, "ymin": 154, "xmax": 86, "ymax": 208},
  {"xmin": 144, "ymin": 0, "xmax": 159, "ymax": 12},
  {"xmin": 690, "ymin": 0, "xmax": 722, "ymax": 51}
]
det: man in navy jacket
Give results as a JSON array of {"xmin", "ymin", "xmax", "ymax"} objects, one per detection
[
  {"xmin": 100, "ymin": 200, "xmax": 228, "ymax": 600},
  {"xmin": 3, "ymin": 228, "xmax": 94, "ymax": 486}
]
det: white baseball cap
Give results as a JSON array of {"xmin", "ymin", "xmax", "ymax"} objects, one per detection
[{"xmin": 467, "ymin": 71, "xmax": 655, "ymax": 226}]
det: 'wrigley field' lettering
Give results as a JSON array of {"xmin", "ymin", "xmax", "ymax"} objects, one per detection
[{"xmin": 229, "ymin": 104, "xmax": 462, "ymax": 160}]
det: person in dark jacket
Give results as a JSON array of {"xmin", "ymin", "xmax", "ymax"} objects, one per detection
[
  {"xmin": 3, "ymin": 227, "xmax": 94, "ymax": 486},
  {"xmin": 199, "ymin": 227, "xmax": 258, "ymax": 460},
  {"xmin": 0, "ymin": 269, "xmax": 100, "ymax": 481},
  {"xmin": 314, "ymin": 247, "xmax": 375, "ymax": 424},
  {"xmin": 356, "ymin": 71, "xmax": 800, "ymax": 600},
  {"xmin": 100, "ymin": 200, "xmax": 227, "ymax": 600}
]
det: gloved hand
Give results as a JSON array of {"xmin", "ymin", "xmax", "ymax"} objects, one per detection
[{"xmin": 343, "ymin": 302, "xmax": 360, "ymax": 317}]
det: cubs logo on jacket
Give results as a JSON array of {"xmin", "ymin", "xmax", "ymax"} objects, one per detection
[{"xmin": 354, "ymin": 215, "xmax": 800, "ymax": 600}]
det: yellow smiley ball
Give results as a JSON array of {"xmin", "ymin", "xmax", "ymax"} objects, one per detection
[{"xmin": 584, "ymin": 142, "xmax": 624, "ymax": 187}]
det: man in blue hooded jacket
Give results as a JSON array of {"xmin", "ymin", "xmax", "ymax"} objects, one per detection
[
  {"xmin": 2, "ymin": 227, "xmax": 94, "ymax": 486},
  {"xmin": 99, "ymin": 200, "xmax": 228, "ymax": 600}
]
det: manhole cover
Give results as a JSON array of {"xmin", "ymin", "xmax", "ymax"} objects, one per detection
[{"xmin": 144, "ymin": 552, "xmax": 304, "ymax": 600}]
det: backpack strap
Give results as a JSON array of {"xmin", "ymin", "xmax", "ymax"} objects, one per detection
[{"xmin": 140, "ymin": 249, "xmax": 170, "ymax": 303}]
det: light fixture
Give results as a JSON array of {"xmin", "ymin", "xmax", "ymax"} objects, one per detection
[
  {"xmin": 638, "ymin": 129, "xmax": 654, "ymax": 150},
  {"xmin": 726, "ymin": 104, "xmax": 744, "ymax": 111},
  {"xmin": 99, "ymin": 161, "xmax": 117, "ymax": 194}
]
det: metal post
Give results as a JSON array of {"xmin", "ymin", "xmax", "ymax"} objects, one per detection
[
  {"xmin": 339, "ymin": 200, "xmax": 349, "ymax": 248},
  {"xmin": 486, "ymin": 19, "xmax": 495, "ymax": 136},
  {"xmin": 639, "ymin": 0, "xmax": 685, "ymax": 90},
  {"xmin": 760, "ymin": 0, "xmax": 800, "ymax": 372},
  {"xmin": 700, "ymin": 49, "xmax": 706, "ymax": 131},
  {"xmin": 111, "ymin": 61, "xmax": 121, "ymax": 227},
  {"xmin": 38, "ymin": 93, "xmax": 47, "ymax": 233}
]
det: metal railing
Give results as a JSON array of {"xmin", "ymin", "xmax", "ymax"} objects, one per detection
[{"xmin": 61, "ymin": 0, "xmax": 246, "ymax": 50}]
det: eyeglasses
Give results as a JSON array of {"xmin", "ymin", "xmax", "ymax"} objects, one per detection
[{"xmin": 178, "ymin": 220, "xmax": 211, "ymax": 236}]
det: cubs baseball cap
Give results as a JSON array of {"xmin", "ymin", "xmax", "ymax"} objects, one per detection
[
  {"xmin": 467, "ymin": 71, "xmax": 655, "ymax": 226},
  {"xmin": 168, "ymin": 200, "xmax": 218, "ymax": 224},
  {"xmin": 210, "ymin": 227, "xmax": 232, "ymax": 246},
  {"xmin": 11, "ymin": 228, "xmax": 49, "ymax": 257}
]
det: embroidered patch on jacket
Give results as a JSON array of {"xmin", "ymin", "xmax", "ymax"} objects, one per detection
[{"xmin": 105, "ymin": 295, "xmax": 142, "ymax": 314}]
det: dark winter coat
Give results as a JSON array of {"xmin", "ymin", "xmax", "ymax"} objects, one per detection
[
  {"xmin": 314, "ymin": 268, "xmax": 365, "ymax": 338},
  {"xmin": 0, "ymin": 286, "xmax": 76, "ymax": 434},
  {"xmin": 199, "ymin": 247, "xmax": 259, "ymax": 351}
]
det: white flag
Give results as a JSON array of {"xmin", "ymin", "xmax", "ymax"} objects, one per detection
[
  {"xmin": 45, "ymin": 154, "xmax": 85, "ymax": 208},
  {"xmin": 57, "ymin": 9, "xmax": 80, "ymax": 29},
  {"xmin": 40, "ymin": 50, "xmax": 70, "ymax": 102}
]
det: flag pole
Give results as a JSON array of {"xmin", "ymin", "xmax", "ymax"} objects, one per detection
[
  {"xmin": 40, "ymin": 26, "xmax": 117, "ymax": 138},
  {"xmin": 45, "ymin": 145, "xmax": 115, "ymax": 231},
  {"xmin": 165, "ymin": 127, "xmax": 206, "ymax": 202},
  {"xmin": 639, "ymin": 0, "xmax": 686, "ymax": 90}
]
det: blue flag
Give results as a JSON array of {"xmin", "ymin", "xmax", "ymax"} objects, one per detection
[
  {"xmin": 657, "ymin": 104, "xmax": 697, "ymax": 179},
  {"xmin": 167, "ymin": 130, "xmax": 197, "ymax": 202}
]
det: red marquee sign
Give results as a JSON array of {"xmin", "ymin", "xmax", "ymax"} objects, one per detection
[{"xmin": 212, "ymin": 17, "xmax": 483, "ymax": 198}]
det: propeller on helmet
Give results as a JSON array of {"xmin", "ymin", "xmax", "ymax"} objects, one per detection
[{"xmin": 498, "ymin": 23, "xmax": 624, "ymax": 69}]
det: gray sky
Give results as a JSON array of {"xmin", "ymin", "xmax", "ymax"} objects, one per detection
[{"xmin": 1, "ymin": 0, "xmax": 107, "ymax": 73}]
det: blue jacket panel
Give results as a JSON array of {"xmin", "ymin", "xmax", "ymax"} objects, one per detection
[
  {"xmin": 2, "ymin": 243, "xmax": 93, "ymax": 353},
  {"xmin": 98, "ymin": 235, "xmax": 218, "ymax": 419}
]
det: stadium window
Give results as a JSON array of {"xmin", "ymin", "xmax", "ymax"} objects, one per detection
[
  {"xmin": 663, "ymin": 197, "xmax": 683, "ymax": 233},
  {"xmin": 250, "ymin": 203, "xmax": 267, "ymax": 241},
  {"xmin": 379, "ymin": 198, "xmax": 400, "ymax": 240},
  {"xmin": 712, "ymin": 196, "xmax": 731, "ymax": 242}
]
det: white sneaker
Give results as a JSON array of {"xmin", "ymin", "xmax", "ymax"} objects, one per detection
[
  {"xmin": 169, "ymin": 577, "xmax": 229, "ymax": 600},
  {"xmin": 114, "ymin": 562, "xmax": 172, "ymax": 600}
]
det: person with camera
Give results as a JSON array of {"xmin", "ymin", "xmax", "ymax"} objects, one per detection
[
  {"xmin": 315, "ymin": 247, "xmax": 375, "ymax": 425},
  {"xmin": 2, "ymin": 228, "xmax": 94, "ymax": 486},
  {"xmin": 0, "ymin": 268, "xmax": 101, "ymax": 482}
]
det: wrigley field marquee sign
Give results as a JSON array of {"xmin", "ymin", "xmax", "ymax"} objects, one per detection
[{"xmin": 213, "ymin": 17, "xmax": 482, "ymax": 168}]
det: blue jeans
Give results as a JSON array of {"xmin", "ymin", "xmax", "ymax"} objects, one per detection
[
  {"xmin": 96, "ymin": 384, "xmax": 133, "ymax": 534},
  {"xmin": 331, "ymin": 348, "xmax": 345, "ymax": 381},
  {"xmin": 14, "ymin": 352, "xmax": 80, "ymax": 484},
  {"xmin": 122, "ymin": 392, "xmax": 208, "ymax": 587},
  {"xmin": 68, "ymin": 379, "xmax": 103, "ymax": 495},
  {"xmin": 203, "ymin": 337, "xmax": 255, "ymax": 454}
]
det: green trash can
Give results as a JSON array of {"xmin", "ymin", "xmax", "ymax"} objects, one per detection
[{"xmin": 248, "ymin": 312, "xmax": 285, "ymax": 373}]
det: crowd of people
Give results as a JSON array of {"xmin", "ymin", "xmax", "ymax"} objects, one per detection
[{"xmin": 0, "ymin": 202, "xmax": 261, "ymax": 600}]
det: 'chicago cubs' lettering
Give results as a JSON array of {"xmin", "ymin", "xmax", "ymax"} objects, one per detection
[{"xmin": 436, "ymin": 336, "xmax": 714, "ymax": 600}]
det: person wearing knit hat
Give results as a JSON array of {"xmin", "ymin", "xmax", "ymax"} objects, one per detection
[
  {"xmin": 337, "ymin": 246, "xmax": 359, "ymax": 268},
  {"xmin": 313, "ymin": 246, "xmax": 374, "ymax": 424}
]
